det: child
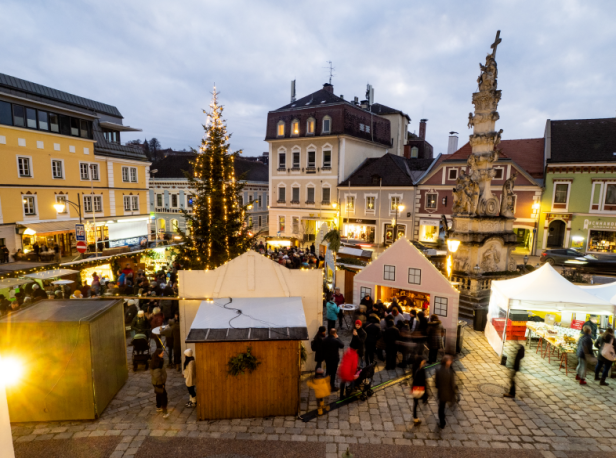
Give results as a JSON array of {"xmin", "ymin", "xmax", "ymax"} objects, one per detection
[
  {"xmin": 183, "ymin": 349, "xmax": 197, "ymax": 407},
  {"xmin": 307, "ymin": 368, "xmax": 331, "ymax": 415}
]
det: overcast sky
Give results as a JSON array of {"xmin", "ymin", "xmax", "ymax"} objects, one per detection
[{"xmin": 2, "ymin": 0, "xmax": 615, "ymax": 157}]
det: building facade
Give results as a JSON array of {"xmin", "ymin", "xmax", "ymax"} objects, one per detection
[
  {"xmin": 149, "ymin": 154, "xmax": 269, "ymax": 236},
  {"xmin": 537, "ymin": 118, "xmax": 616, "ymax": 254},
  {"xmin": 266, "ymin": 83, "xmax": 409, "ymax": 242},
  {"xmin": 0, "ymin": 73, "xmax": 149, "ymax": 258},
  {"xmin": 416, "ymin": 138, "xmax": 544, "ymax": 253}
]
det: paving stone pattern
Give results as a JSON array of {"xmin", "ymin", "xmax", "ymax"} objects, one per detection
[{"xmin": 11, "ymin": 325, "xmax": 616, "ymax": 458}]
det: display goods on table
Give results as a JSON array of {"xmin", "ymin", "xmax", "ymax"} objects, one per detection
[{"xmin": 526, "ymin": 321, "xmax": 580, "ymax": 353}]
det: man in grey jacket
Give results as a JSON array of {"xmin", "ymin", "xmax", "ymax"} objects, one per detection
[
  {"xmin": 435, "ymin": 355, "xmax": 457, "ymax": 429},
  {"xmin": 576, "ymin": 325, "xmax": 594, "ymax": 385}
]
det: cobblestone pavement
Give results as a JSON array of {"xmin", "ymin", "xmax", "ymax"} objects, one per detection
[{"xmin": 11, "ymin": 325, "xmax": 616, "ymax": 458}]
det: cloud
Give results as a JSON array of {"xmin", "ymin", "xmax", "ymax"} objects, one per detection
[{"xmin": 1, "ymin": 0, "xmax": 615, "ymax": 156}]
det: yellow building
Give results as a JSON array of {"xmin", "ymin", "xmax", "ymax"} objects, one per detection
[{"xmin": 0, "ymin": 73, "xmax": 151, "ymax": 259}]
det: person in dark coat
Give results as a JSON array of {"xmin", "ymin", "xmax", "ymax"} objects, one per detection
[
  {"xmin": 435, "ymin": 355, "xmax": 457, "ymax": 429},
  {"xmin": 411, "ymin": 355, "xmax": 428, "ymax": 425},
  {"xmin": 31, "ymin": 284, "xmax": 48, "ymax": 301},
  {"xmin": 311, "ymin": 326, "xmax": 327, "ymax": 369},
  {"xmin": 594, "ymin": 328, "xmax": 614, "ymax": 386},
  {"xmin": 504, "ymin": 343, "xmax": 525, "ymax": 398},
  {"xmin": 161, "ymin": 319, "xmax": 180, "ymax": 368},
  {"xmin": 360, "ymin": 294, "xmax": 374, "ymax": 313},
  {"xmin": 576, "ymin": 325, "xmax": 594, "ymax": 385},
  {"xmin": 384, "ymin": 319, "xmax": 400, "ymax": 371},
  {"xmin": 581, "ymin": 316, "xmax": 598, "ymax": 340},
  {"xmin": 388, "ymin": 298, "xmax": 404, "ymax": 315},
  {"xmin": 333, "ymin": 288, "xmax": 345, "ymax": 329},
  {"xmin": 364, "ymin": 315, "xmax": 381, "ymax": 366},
  {"xmin": 426, "ymin": 315, "xmax": 444, "ymax": 364},
  {"xmin": 125, "ymin": 300, "xmax": 138, "ymax": 328},
  {"xmin": 322, "ymin": 328, "xmax": 344, "ymax": 391},
  {"xmin": 150, "ymin": 348, "xmax": 169, "ymax": 418},
  {"xmin": 417, "ymin": 311, "xmax": 429, "ymax": 335},
  {"xmin": 352, "ymin": 320, "xmax": 367, "ymax": 366},
  {"xmin": 131, "ymin": 310, "xmax": 151, "ymax": 336}
]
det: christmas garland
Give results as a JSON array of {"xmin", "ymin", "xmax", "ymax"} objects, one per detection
[{"xmin": 227, "ymin": 346, "xmax": 261, "ymax": 376}]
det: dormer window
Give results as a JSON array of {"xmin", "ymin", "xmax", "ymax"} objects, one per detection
[
  {"xmin": 411, "ymin": 146, "xmax": 419, "ymax": 158},
  {"xmin": 307, "ymin": 117, "xmax": 315, "ymax": 135},
  {"xmin": 103, "ymin": 130, "xmax": 120, "ymax": 143},
  {"xmin": 277, "ymin": 121, "xmax": 285, "ymax": 137},
  {"xmin": 291, "ymin": 119, "xmax": 300, "ymax": 136},
  {"xmin": 322, "ymin": 116, "xmax": 332, "ymax": 134}
]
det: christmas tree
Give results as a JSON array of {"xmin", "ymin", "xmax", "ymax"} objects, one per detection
[{"xmin": 177, "ymin": 87, "xmax": 254, "ymax": 270}]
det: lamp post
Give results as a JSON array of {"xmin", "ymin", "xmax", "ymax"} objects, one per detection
[
  {"xmin": 446, "ymin": 238, "xmax": 460, "ymax": 279},
  {"xmin": 53, "ymin": 194, "xmax": 82, "ymax": 224},
  {"xmin": 531, "ymin": 201, "xmax": 540, "ymax": 256},
  {"xmin": 394, "ymin": 204, "xmax": 405, "ymax": 242}
]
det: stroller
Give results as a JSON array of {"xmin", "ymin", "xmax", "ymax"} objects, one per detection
[
  {"xmin": 132, "ymin": 333, "xmax": 151, "ymax": 371},
  {"xmin": 355, "ymin": 362, "xmax": 377, "ymax": 401}
]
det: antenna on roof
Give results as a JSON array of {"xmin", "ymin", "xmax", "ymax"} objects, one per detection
[
  {"xmin": 291, "ymin": 80, "xmax": 296, "ymax": 103},
  {"xmin": 366, "ymin": 84, "xmax": 374, "ymax": 106},
  {"xmin": 325, "ymin": 61, "xmax": 335, "ymax": 85}
]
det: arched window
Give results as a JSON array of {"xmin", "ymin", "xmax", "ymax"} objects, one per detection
[
  {"xmin": 171, "ymin": 219, "xmax": 179, "ymax": 233},
  {"xmin": 277, "ymin": 120, "xmax": 285, "ymax": 137},
  {"xmin": 306, "ymin": 117, "xmax": 316, "ymax": 135},
  {"xmin": 322, "ymin": 116, "xmax": 332, "ymax": 134},
  {"xmin": 291, "ymin": 119, "xmax": 300, "ymax": 136}
]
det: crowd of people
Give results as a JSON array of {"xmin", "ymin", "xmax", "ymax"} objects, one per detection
[
  {"xmin": 576, "ymin": 318, "xmax": 616, "ymax": 387},
  {"xmin": 256, "ymin": 241, "xmax": 324, "ymax": 269}
]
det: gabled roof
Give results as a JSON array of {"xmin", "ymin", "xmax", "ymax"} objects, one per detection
[
  {"xmin": 549, "ymin": 118, "xmax": 616, "ymax": 163},
  {"xmin": 151, "ymin": 154, "xmax": 269, "ymax": 182},
  {"xmin": 272, "ymin": 88, "xmax": 346, "ymax": 112},
  {"xmin": 339, "ymin": 153, "xmax": 434, "ymax": 187},
  {"xmin": 438, "ymin": 138, "xmax": 545, "ymax": 178},
  {"xmin": 0, "ymin": 72, "xmax": 122, "ymax": 118},
  {"xmin": 370, "ymin": 103, "xmax": 411, "ymax": 121}
]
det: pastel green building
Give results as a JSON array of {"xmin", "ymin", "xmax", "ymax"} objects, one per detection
[{"xmin": 537, "ymin": 118, "xmax": 616, "ymax": 254}]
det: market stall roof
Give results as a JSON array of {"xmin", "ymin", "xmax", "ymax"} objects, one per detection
[
  {"xmin": 338, "ymin": 246, "xmax": 372, "ymax": 259},
  {"xmin": 23, "ymin": 269, "xmax": 79, "ymax": 280},
  {"xmin": 0, "ymin": 299, "xmax": 120, "ymax": 323},
  {"xmin": 491, "ymin": 264, "xmax": 613, "ymax": 309},
  {"xmin": 0, "ymin": 278, "xmax": 33, "ymax": 288},
  {"xmin": 186, "ymin": 297, "xmax": 308, "ymax": 343},
  {"xmin": 580, "ymin": 282, "xmax": 616, "ymax": 305}
]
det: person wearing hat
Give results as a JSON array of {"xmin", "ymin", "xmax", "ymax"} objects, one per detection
[
  {"xmin": 70, "ymin": 290, "xmax": 84, "ymax": 299},
  {"xmin": 183, "ymin": 348, "xmax": 197, "ymax": 407},
  {"xmin": 131, "ymin": 310, "xmax": 151, "ymax": 337},
  {"xmin": 31, "ymin": 283, "xmax": 48, "ymax": 301},
  {"xmin": 338, "ymin": 338, "xmax": 360, "ymax": 399},
  {"xmin": 311, "ymin": 326, "xmax": 327, "ymax": 369}
]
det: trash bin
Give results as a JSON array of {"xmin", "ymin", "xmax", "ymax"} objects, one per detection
[
  {"xmin": 473, "ymin": 307, "xmax": 488, "ymax": 331},
  {"xmin": 456, "ymin": 321, "xmax": 467, "ymax": 354}
]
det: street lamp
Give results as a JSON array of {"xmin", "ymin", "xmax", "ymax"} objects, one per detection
[
  {"xmin": 531, "ymin": 201, "xmax": 541, "ymax": 256},
  {"xmin": 446, "ymin": 239, "xmax": 460, "ymax": 253},
  {"xmin": 394, "ymin": 204, "xmax": 404, "ymax": 241},
  {"xmin": 0, "ymin": 355, "xmax": 23, "ymax": 458},
  {"xmin": 52, "ymin": 195, "xmax": 83, "ymax": 224}
]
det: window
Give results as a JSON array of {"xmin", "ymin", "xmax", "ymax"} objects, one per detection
[
  {"xmin": 124, "ymin": 195, "xmax": 138, "ymax": 211},
  {"xmin": 390, "ymin": 196, "xmax": 400, "ymax": 212},
  {"xmin": 0, "ymin": 101, "xmax": 11, "ymax": 125},
  {"xmin": 323, "ymin": 150, "xmax": 331, "ymax": 168},
  {"xmin": 49, "ymin": 113, "xmax": 59, "ymax": 133},
  {"xmin": 248, "ymin": 216, "xmax": 253, "ymax": 228},
  {"xmin": 239, "ymin": 195, "xmax": 244, "ymax": 207},
  {"xmin": 59, "ymin": 115, "xmax": 71, "ymax": 136},
  {"xmin": 171, "ymin": 194, "xmax": 178, "ymax": 207},
  {"xmin": 257, "ymin": 195, "xmax": 262, "ymax": 208},
  {"xmin": 56, "ymin": 195, "xmax": 68, "ymax": 214},
  {"xmin": 426, "ymin": 193, "xmax": 437, "ymax": 209},
  {"xmin": 605, "ymin": 184, "xmax": 616, "ymax": 205},
  {"xmin": 365, "ymin": 124, "xmax": 370, "ymax": 134},
  {"xmin": 292, "ymin": 152, "xmax": 300, "ymax": 168},
  {"xmin": 278, "ymin": 152, "xmax": 286, "ymax": 169},
  {"xmin": 360, "ymin": 287, "xmax": 372, "ymax": 298},
  {"xmin": 322, "ymin": 187, "xmax": 330, "ymax": 204},
  {"xmin": 346, "ymin": 196, "xmax": 355, "ymax": 211},
  {"xmin": 408, "ymin": 268, "xmax": 421, "ymax": 285},
  {"xmin": 83, "ymin": 196, "xmax": 92, "ymax": 213},
  {"xmin": 103, "ymin": 130, "xmax": 119, "ymax": 143},
  {"xmin": 93, "ymin": 196, "xmax": 102, "ymax": 213},
  {"xmin": 25, "ymin": 108, "xmax": 37, "ymax": 128},
  {"xmin": 156, "ymin": 194, "xmax": 163, "ymax": 207},
  {"xmin": 18, "ymin": 157, "xmax": 31, "ymax": 177},
  {"xmin": 307, "ymin": 118, "xmax": 315, "ymax": 135},
  {"xmin": 131, "ymin": 167, "xmax": 137, "ymax": 182},
  {"xmin": 307, "ymin": 150, "xmax": 316, "ymax": 167},
  {"xmin": 70, "ymin": 117, "xmax": 80, "ymax": 136},
  {"xmin": 279, "ymin": 216, "xmax": 285, "ymax": 232},
  {"xmin": 122, "ymin": 167, "xmax": 129, "ymax": 182},
  {"xmin": 366, "ymin": 196, "xmax": 375, "ymax": 211},
  {"xmin": 257, "ymin": 215, "xmax": 262, "ymax": 227},
  {"xmin": 266, "ymin": 195, "xmax": 269, "ymax": 206},
  {"xmin": 494, "ymin": 168, "xmax": 504, "ymax": 179},
  {"xmin": 249, "ymin": 195, "xmax": 254, "ymax": 204},
  {"xmin": 291, "ymin": 119, "xmax": 299, "ymax": 136},
  {"xmin": 277, "ymin": 121, "xmax": 285, "ymax": 137},
  {"xmin": 22, "ymin": 196, "xmax": 36, "ymax": 215},
  {"xmin": 434, "ymin": 296, "xmax": 448, "ymax": 316},
  {"xmin": 410, "ymin": 146, "xmax": 418, "ymax": 159},
  {"xmin": 307, "ymin": 187, "xmax": 315, "ymax": 203},
  {"xmin": 124, "ymin": 196, "xmax": 131, "ymax": 211},
  {"xmin": 171, "ymin": 219, "xmax": 179, "ymax": 232},
  {"xmin": 122, "ymin": 166, "xmax": 137, "ymax": 182},
  {"xmin": 322, "ymin": 116, "xmax": 331, "ymax": 134},
  {"xmin": 292, "ymin": 187, "xmax": 300, "ymax": 202},
  {"xmin": 278, "ymin": 186, "xmax": 286, "ymax": 202},
  {"xmin": 448, "ymin": 169, "xmax": 458, "ymax": 180},
  {"xmin": 554, "ymin": 183, "xmax": 569, "ymax": 204},
  {"xmin": 12, "ymin": 105, "xmax": 25, "ymax": 127},
  {"xmin": 292, "ymin": 217, "xmax": 300, "ymax": 234},
  {"xmin": 80, "ymin": 163, "xmax": 89, "ymax": 179},
  {"xmin": 384, "ymin": 265, "xmax": 396, "ymax": 281},
  {"xmin": 38, "ymin": 111, "xmax": 48, "ymax": 130},
  {"xmin": 89, "ymin": 164, "xmax": 99, "ymax": 180},
  {"xmin": 52, "ymin": 160, "xmax": 63, "ymax": 179},
  {"xmin": 80, "ymin": 119, "xmax": 89, "ymax": 138},
  {"xmin": 359, "ymin": 123, "xmax": 365, "ymax": 132}
]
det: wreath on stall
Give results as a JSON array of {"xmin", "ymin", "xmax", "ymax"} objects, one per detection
[{"xmin": 227, "ymin": 346, "xmax": 261, "ymax": 376}]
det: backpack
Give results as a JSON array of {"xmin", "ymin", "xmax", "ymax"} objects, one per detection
[
  {"xmin": 310, "ymin": 337, "xmax": 317, "ymax": 352},
  {"xmin": 600, "ymin": 339, "xmax": 616, "ymax": 362}
]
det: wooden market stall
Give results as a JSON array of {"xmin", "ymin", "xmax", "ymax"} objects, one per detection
[
  {"xmin": 186, "ymin": 297, "xmax": 308, "ymax": 420},
  {"xmin": 0, "ymin": 299, "xmax": 127, "ymax": 422},
  {"xmin": 353, "ymin": 237, "xmax": 460, "ymax": 353}
]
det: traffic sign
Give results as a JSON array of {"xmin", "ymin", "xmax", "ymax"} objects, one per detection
[
  {"xmin": 75, "ymin": 224, "xmax": 86, "ymax": 242},
  {"xmin": 76, "ymin": 241, "xmax": 87, "ymax": 254}
]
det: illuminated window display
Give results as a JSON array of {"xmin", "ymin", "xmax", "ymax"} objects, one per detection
[{"xmin": 419, "ymin": 220, "xmax": 439, "ymax": 243}]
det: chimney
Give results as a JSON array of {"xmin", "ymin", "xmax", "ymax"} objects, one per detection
[
  {"xmin": 447, "ymin": 131, "xmax": 459, "ymax": 154},
  {"xmin": 290, "ymin": 80, "xmax": 296, "ymax": 103},
  {"xmin": 323, "ymin": 83, "xmax": 334, "ymax": 93},
  {"xmin": 419, "ymin": 119, "xmax": 428, "ymax": 139},
  {"xmin": 360, "ymin": 100, "xmax": 369, "ymax": 109},
  {"xmin": 353, "ymin": 96, "xmax": 359, "ymax": 105}
]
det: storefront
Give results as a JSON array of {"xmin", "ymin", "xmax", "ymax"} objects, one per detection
[
  {"xmin": 342, "ymin": 218, "xmax": 376, "ymax": 243},
  {"xmin": 566, "ymin": 217, "xmax": 616, "ymax": 253},
  {"xmin": 383, "ymin": 223, "xmax": 405, "ymax": 245},
  {"xmin": 20, "ymin": 221, "xmax": 77, "ymax": 257},
  {"xmin": 418, "ymin": 219, "xmax": 440, "ymax": 244},
  {"xmin": 513, "ymin": 227, "xmax": 533, "ymax": 253}
]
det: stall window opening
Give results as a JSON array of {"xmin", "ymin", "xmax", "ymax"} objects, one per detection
[
  {"xmin": 408, "ymin": 268, "xmax": 421, "ymax": 285},
  {"xmin": 434, "ymin": 296, "xmax": 448, "ymax": 316},
  {"xmin": 384, "ymin": 265, "xmax": 396, "ymax": 281}
]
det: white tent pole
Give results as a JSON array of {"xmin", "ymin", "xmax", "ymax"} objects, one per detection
[{"xmin": 500, "ymin": 301, "xmax": 510, "ymax": 359}]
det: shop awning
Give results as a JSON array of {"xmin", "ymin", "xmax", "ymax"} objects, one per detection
[
  {"xmin": 22, "ymin": 220, "xmax": 77, "ymax": 235},
  {"xmin": 0, "ymin": 278, "xmax": 33, "ymax": 288},
  {"xmin": 24, "ymin": 269, "xmax": 79, "ymax": 280}
]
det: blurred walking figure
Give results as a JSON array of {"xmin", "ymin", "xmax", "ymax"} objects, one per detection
[
  {"xmin": 503, "ymin": 343, "xmax": 524, "ymax": 398},
  {"xmin": 411, "ymin": 355, "xmax": 428, "ymax": 425},
  {"xmin": 576, "ymin": 325, "xmax": 594, "ymax": 385},
  {"xmin": 434, "ymin": 355, "xmax": 456, "ymax": 429},
  {"xmin": 150, "ymin": 348, "xmax": 170, "ymax": 418},
  {"xmin": 323, "ymin": 328, "xmax": 344, "ymax": 391},
  {"xmin": 594, "ymin": 328, "xmax": 615, "ymax": 386},
  {"xmin": 426, "ymin": 314, "xmax": 444, "ymax": 364},
  {"xmin": 307, "ymin": 368, "xmax": 331, "ymax": 415}
]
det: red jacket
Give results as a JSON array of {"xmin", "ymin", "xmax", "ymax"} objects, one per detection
[
  {"xmin": 333, "ymin": 293, "xmax": 345, "ymax": 306},
  {"xmin": 338, "ymin": 348, "xmax": 358, "ymax": 382}
]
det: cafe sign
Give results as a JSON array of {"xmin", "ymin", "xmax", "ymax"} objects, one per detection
[{"xmin": 583, "ymin": 218, "xmax": 616, "ymax": 230}]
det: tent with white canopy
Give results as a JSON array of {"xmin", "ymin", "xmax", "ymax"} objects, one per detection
[
  {"xmin": 485, "ymin": 264, "xmax": 615, "ymax": 355},
  {"xmin": 580, "ymin": 282, "xmax": 616, "ymax": 305}
]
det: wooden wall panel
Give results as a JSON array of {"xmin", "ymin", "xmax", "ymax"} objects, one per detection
[{"xmin": 196, "ymin": 340, "xmax": 300, "ymax": 420}]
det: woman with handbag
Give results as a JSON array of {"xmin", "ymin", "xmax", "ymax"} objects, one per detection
[
  {"xmin": 594, "ymin": 328, "xmax": 615, "ymax": 386},
  {"xmin": 150, "ymin": 348, "xmax": 170, "ymax": 418},
  {"xmin": 411, "ymin": 355, "xmax": 428, "ymax": 425}
]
